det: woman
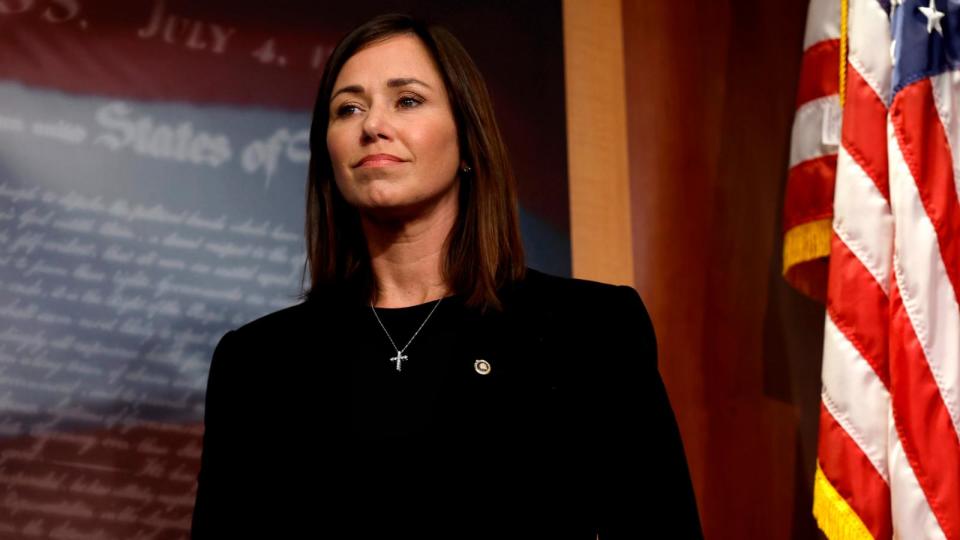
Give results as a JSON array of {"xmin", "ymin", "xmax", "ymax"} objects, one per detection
[{"xmin": 191, "ymin": 12, "xmax": 702, "ymax": 539}]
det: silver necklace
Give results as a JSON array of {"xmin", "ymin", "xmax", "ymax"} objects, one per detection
[{"xmin": 370, "ymin": 296, "xmax": 444, "ymax": 372}]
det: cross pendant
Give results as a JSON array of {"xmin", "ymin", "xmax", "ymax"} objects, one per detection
[{"xmin": 390, "ymin": 352, "xmax": 409, "ymax": 372}]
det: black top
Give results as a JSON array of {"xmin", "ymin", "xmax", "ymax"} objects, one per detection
[
  {"xmin": 352, "ymin": 294, "xmax": 466, "ymax": 439},
  {"xmin": 190, "ymin": 268, "xmax": 703, "ymax": 539}
]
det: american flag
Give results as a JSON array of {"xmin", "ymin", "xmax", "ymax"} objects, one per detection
[
  {"xmin": 783, "ymin": 0, "xmax": 842, "ymax": 302},
  {"xmin": 787, "ymin": 0, "xmax": 960, "ymax": 538}
]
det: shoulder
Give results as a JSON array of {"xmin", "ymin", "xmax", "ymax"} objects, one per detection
[
  {"xmin": 210, "ymin": 299, "xmax": 319, "ymax": 362},
  {"xmin": 204, "ymin": 299, "xmax": 330, "ymax": 405},
  {"xmin": 231, "ymin": 300, "xmax": 313, "ymax": 339},
  {"xmin": 513, "ymin": 267, "xmax": 650, "ymax": 321},
  {"xmin": 511, "ymin": 266, "xmax": 657, "ymax": 362}
]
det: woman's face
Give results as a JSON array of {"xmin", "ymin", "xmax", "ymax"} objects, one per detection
[{"xmin": 326, "ymin": 33, "xmax": 461, "ymax": 223}]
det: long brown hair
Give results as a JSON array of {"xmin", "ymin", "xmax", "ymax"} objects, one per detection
[{"xmin": 301, "ymin": 12, "xmax": 525, "ymax": 313}]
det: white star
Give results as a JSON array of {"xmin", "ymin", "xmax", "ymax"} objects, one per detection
[{"xmin": 919, "ymin": 0, "xmax": 946, "ymax": 35}]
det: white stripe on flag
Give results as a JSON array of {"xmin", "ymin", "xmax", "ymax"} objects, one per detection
[
  {"xmin": 803, "ymin": 0, "xmax": 842, "ymax": 49},
  {"xmin": 822, "ymin": 314, "xmax": 891, "ymax": 483},
  {"xmin": 888, "ymin": 410, "xmax": 947, "ymax": 540},
  {"xmin": 790, "ymin": 95, "xmax": 841, "ymax": 168},
  {"xmin": 847, "ymin": 0, "xmax": 892, "ymax": 104},
  {"xmin": 833, "ymin": 145, "xmax": 894, "ymax": 294}
]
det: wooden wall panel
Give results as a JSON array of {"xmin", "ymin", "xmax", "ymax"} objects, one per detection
[
  {"xmin": 562, "ymin": 0, "xmax": 634, "ymax": 286},
  {"xmin": 566, "ymin": 0, "xmax": 827, "ymax": 537}
]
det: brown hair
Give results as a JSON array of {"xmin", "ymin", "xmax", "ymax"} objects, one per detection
[{"xmin": 301, "ymin": 12, "xmax": 525, "ymax": 313}]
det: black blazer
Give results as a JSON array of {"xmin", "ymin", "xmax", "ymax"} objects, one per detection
[{"xmin": 191, "ymin": 267, "xmax": 702, "ymax": 539}]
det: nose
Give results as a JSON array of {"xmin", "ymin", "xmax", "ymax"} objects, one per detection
[{"xmin": 361, "ymin": 102, "xmax": 393, "ymax": 142}]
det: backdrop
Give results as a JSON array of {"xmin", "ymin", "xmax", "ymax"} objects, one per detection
[{"xmin": 0, "ymin": 1, "xmax": 568, "ymax": 537}]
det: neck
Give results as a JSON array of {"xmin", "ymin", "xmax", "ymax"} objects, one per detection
[{"xmin": 362, "ymin": 205, "xmax": 456, "ymax": 309}]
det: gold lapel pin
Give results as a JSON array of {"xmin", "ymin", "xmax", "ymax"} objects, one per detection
[{"xmin": 474, "ymin": 358, "xmax": 492, "ymax": 375}]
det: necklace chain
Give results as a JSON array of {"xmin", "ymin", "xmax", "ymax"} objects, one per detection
[{"xmin": 370, "ymin": 296, "xmax": 444, "ymax": 372}]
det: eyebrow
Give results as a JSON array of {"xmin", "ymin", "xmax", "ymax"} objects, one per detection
[{"xmin": 330, "ymin": 78, "xmax": 431, "ymax": 102}]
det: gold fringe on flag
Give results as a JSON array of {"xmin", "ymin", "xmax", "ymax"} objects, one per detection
[
  {"xmin": 783, "ymin": 218, "xmax": 832, "ymax": 301},
  {"xmin": 812, "ymin": 462, "xmax": 875, "ymax": 540}
]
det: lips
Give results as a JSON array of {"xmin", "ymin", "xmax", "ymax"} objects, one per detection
[{"xmin": 355, "ymin": 153, "xmax": 405, "ymax": 167}]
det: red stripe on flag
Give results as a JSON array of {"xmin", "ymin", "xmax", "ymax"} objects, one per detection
[
  {"xmin": 818, "ymin": 402, "xmax": 893, "ymax": 540},
  {"xmin": 889, "ymin": 281, "xmax": 960, "ymax": 540},
  {"xmin": 796, "ymin": 39, "xmax": 842, "ymax": 108},
  {"xmin": 825, "ymin": 233, "xmax": 891, "ymax": 389},
  {"xmin": 784, "ymin": 154, "xmax": 837, "ymax": 232},
  {"xmin": 890, "ymin": 80, "xmax": 960, "ymax": 311},
  {"xmin": 841, "ymin": 66, "xmax": 891, "ymax": 202}
]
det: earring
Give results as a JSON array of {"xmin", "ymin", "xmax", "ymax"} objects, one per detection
[{"xmin": 461, "ymin": 164, "xmax": 472, "ymax": 174}]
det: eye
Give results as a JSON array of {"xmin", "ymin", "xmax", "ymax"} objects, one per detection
[
  {"xmin": 334, "ymin": 103, "xmax": 359, "ymax": 117},
  {"xmin": 398, "ymin": 95, "xmax": 424, "ymax": 108},
  {"xmin": 333, "ymin": 95, "xmax": 423, "ymax": 118}
]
